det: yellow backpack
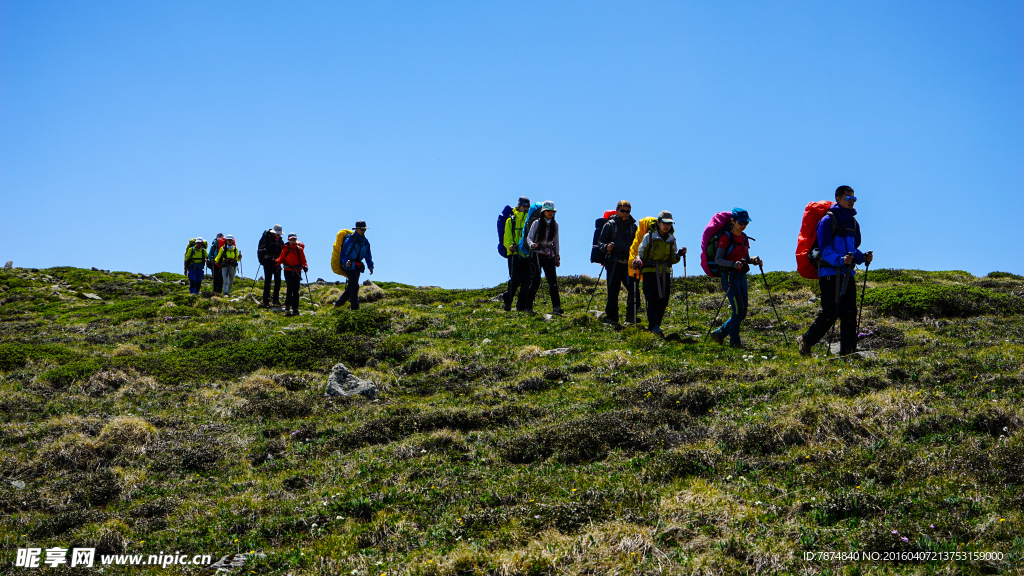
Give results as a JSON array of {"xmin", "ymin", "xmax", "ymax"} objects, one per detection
[
  {"xmin": 628, "ymin": 216, "xmax": 658, "ymax": 278},
  {"xmin": 330, "ymin": 229, "xmax": 353, "ymax": 277}
]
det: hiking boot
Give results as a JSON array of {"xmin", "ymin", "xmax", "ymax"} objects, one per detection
[
  {"xmin": 552, "ymin": 307, "xmax": 564, "ymax": 316},
  {"xmin": 729, "ymin": 341, "xmax": 745, "ymax": 349},
  {"xmin": 524, "ymin": 309, "xmax": 535, "ymax": 316},
  {"xmin": 502, "ymin": 303, "xmax": 512, "ymax": 312},
  {"xmin": 796, "ymin": 335, "xmax": 812, "ymax": 357},
  {"xmin": 710, "ymin": 330, "xmax": 725, "ymax": 345},
  {"xmin": 651, "ymin": 327, "xmax": 664, "ymax": 336},
  {"xmin": 259, "ymin": 302, "xmax": 270, "ymax": 309}
]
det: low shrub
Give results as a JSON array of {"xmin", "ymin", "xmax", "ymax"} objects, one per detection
[
  {"xmin": 867, "ymin": 284, "xmax": 1023, "ymax": 318},
  {"xmin": 335, "ymin": 307, "xmax": 393, "ymax": 335}
]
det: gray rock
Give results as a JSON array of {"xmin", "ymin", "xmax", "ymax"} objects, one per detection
[
  {"xmin": 4, "ymin": 261, "xmax": 12, "ymax": 269},
  {"xmin": 82, "ymin": 293, "xmax": 102, "ymax": 300},
  {"xmin": 481, "ymin": 338, "xmax": 492, "ymax": 345},
  {"xmin": 316, "ymin": 278, "xmax": 326, "ymax": 284},
  {"xmin": 325, "ymin": 363, "xmax": 378, "ymax": 399},
  {"xmin": 362, "ymin": 279, "xmax": 374, "ymax": 286},
  {"xmin": 541, "ymin": 347, "xmax": 572, "ymax": 356},
  {"xmin": 10, "ymin": 480, "xmax": 25, "ymax": 490}
]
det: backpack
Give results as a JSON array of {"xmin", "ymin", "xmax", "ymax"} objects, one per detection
[
  {"xmin": 628, "ymin": 216, "xmax": 659, "ymax": 278},
  {"xmin": 516, "ymin": 202, "xmax": 544, "ymax": 257},
  {"xmin": 331, "ymin": 229, "xmax": 353, "ymax": 277},
  {"xmin": 796, "ymin": 201, "xmax": 858, "ymax": 279},
  {"xmin": 590, "ymin": 209, "xmax": 617, "ymax": 264},
  {"xmin": 497, "ymin": 205, "xmax": 514, "ymax": 257},
  {"xmin": 208, "ymin": 236, "xmax": 226, "ymax": 265},
  {"xmin": 257, "ymin": 230, "xmax": 272, "ymax": 262},
  {"xmin": 700, "ymin": 212, "xmax": 738, "ymax": 277},
  {"xmin": 185, "ymin": 238, "xmax": 207, "ymax": 263}
]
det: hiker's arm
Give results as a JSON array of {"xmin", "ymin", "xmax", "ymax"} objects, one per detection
[
  {"xmin": 816, "ymin": 217, "xmax": 843, "ymax": 267},
  {"xmin": 365, "ymin": 244, "xmax": 374, "ymax": 272},
  {"xmin": 553, "ymin": 226, "xmax": 559, "ymax": 259},
  {"xmin": 527, "ymin": 220, "xmax": 539, "ymax": 249},
  {"xmin": 503, "ymin": 217, "xmax": 515, "ymax": 254},
  {"xmin": 670, "ymin": 239, "xmax": 681, "ymax": 265},
  {"xmin": 597, "ymin": 223, "xmax": 613, "ymax": 253},
  {"xmin": 715, "ymin": 246, "xmax": 740, "ymax": 269}
]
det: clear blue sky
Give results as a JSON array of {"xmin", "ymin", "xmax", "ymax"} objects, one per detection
[{"xmin": 2, "ymin": 1, "xmax": 1021, "ymax": 288}]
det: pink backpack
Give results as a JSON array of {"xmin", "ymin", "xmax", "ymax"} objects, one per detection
[{"xmin": 700, "ymin": 212, "xmax": 734, "ymax": 277}]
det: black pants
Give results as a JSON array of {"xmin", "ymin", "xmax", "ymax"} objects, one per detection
[
  {"xmin": 283, "ymin": 270, "xmax": 301, "ymax": 310},
  {"xmin": 525, "ymin": 255, "xmax": 561, "ymax": 312},
  {"xmin": 605, "ymin": 261, "xmax": 638, "ymax": 323},
  {"xmin": 336, "ymin": 268, "xmax": 362, "ymax": 310},
  {"xmin": 802, "ymin": 274, "xmax": 858, "ymax": 354},
  {"xmin": 262, "ymin": 263, "xmax": 281, "ymax": 305},
  {"xmin": 211, "ymin": 264, "xmax": 223, "ymax": 293},
  {"xmin": 504, "ymin": 255, "xmax": 530, "ymax": 311},
  {"xmin": 642, "ymin": 271, "xmax": 671, "ymax": 329}
]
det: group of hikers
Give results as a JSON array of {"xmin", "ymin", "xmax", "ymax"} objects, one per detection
[
  {"xmin": 179, "ymin": 185, "xmax": 872, "ymax": 355},
  {"xmin": 499, "ymin": 185, "xmax": 873, "ymax": 355},
  {"xmin": 183, "ymin": 221, "xmax": 374, "ymax": 317}
]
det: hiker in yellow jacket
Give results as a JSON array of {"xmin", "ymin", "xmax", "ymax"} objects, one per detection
[
  {"xmin": 214, "ymin": 235, "xmax": 242, "ymax": 295},
  {"xmin": 501, "ymin": 196, "xmax": 532, "ymax": 312},
  {"xmin": 632, "ymin": 211, "xmax": 686, "ymax": 335}
]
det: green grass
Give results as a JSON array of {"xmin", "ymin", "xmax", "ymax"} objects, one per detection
[{"xmin": 1, "ymin": 265, "xmax": 1023, "ymax": 575}]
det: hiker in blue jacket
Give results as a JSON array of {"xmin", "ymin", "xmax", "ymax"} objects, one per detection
[
  {"xmin": 798, "ymin": 186, "xmax": 874, "ymax": 356},
  {"xmin": 335, "ymin": 221, "xmax": 374, "ymax": 310}
]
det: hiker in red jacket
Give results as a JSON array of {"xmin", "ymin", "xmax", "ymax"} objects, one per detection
[{"xmin": 275, "ymin": 233, "xmax": 308, "ymax": 317}]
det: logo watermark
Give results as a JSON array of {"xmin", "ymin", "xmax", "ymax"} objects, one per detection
[{"xmin": 15, "ymin": 548, "xmax": 212, "ymax": 569}]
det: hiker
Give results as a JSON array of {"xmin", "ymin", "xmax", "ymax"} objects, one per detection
[
  {"xmin": 258, "ymin": 224, "xmax": 284, "ymax": 308},
  {"xmin": 502, "ymin": 197, "xmax": 533, "ymax": 312},
  {"xmin": 632, "ymin": 211, "xmax": 685, "ymax": 335},
  {"xmin": 797, "ymin": 186, "xmax": 874, "ymax": 356},
  {"xmin": 524, "ymin": 201, "xmax": 562, "ymax": 315},
  {"xmin": 276, "ymin": 233, "xmax": 307, "ymax": 317},
  {"xmin": 184, "ymin": 238, "xmax": 207, "ymax": 295},
  {"xmin": 207, "ymin": 233, "xmax": 225, "ymax": 294},
  {"xmin": 335, "ymin": 221, "xmax": 374, "ymax": 310},
  {"xmin": 596, "ymin": 200, "xmax": 639, "ymax": 325},
  {"xmin": 215, "ymin": 235, "xmax": 242, "ymax": 295},
  {"xmin": 710, "ymin": 208, "xmax": 762, "ymax": 348}
]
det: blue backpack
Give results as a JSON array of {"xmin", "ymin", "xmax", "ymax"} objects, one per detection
[
  {"xmin": 496, "ymin": 205, "xmax": 514, "ymax": 257},
  {"xmin": 517, "ymin": 203, "xmax": 544, "ymax": 258}
]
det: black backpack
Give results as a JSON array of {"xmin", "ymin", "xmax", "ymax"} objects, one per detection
[{"xmin": 590, "ymin": 210, "xmax": 617, "ymax": 264}]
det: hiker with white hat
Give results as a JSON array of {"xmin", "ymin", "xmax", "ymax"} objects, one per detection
[
  {"xmin": 523, "ymin": 201, "xmax": 563, "ymax": 315},
  {"xmin": 257, "ymin": 224, "xmax": 284, "ymax": 308},
  {"xmin": 632, "ymin": 210, "xmax": 686, "ymax": 335},
  {"xmin": 215, "ymin": 235, "xmax": 242, "ymax": 295}
]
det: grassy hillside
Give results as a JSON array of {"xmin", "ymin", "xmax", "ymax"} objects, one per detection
[{"xmin": 1, "ymin": 266, "xmax": 1023, "ymax": 575}]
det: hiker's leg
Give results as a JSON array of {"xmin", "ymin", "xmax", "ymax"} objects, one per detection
[
  {"xmin": 541, "ymin": 256, "xmax": 560, "ymax": 311},
  {"xmin": 731, "ymin": 273, "xmax": 749, "ymax": 344},
  {"xmin": 655, "ymin": 274, "xmax": 671, "ymax": 328},
  {"xmin": 222, "ymin": 266, "xmax": 234, "ymax": 295},
  {"xmin": 624, "ymin": 275, "xmax": 638, "ymax": 323},
  {"xmin": 642, "ymin": 272, "xmax": 660, "ymax": 328},
  {"xmin": 528, "ymin": 256, "xmax": 544, "ymax": 309},
  {"xmin": 803, "ymin": 275, "xmax": 838, "ymax": 345},
  {"xmin": 718, "ymin": 272, "xmax": 740, "ymax": 342},
  {"xmin": 283, "ymin": 271, "xmax": 295, "ymax": 309},
  {"xmin": 503, "ymin": 258, "xmax": 514, "ymax": 309},
  {"xmin": 513, "ymin": 256, "xmax": 530, "ymax": 311},
  {"xmin": 839, "ymin": 280, "xmax": 858, "ymax": 354},
  {"xmin": 212, "ymin": 265, "xmax": 223, "ymax": 293},
  {"xmin": 272, "ymin": 266, "xmax": 282, "ymax": 305},
  {"xmin": 347, "ymin": 268, "xmax": 362, "ymax": 310},
  {"xmin": 605, "ymin": 266, "xmax": 622, "ymax": 322}
]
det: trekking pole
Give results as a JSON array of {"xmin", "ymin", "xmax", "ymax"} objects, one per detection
[
  {"xmin": 683, "ymin": 252, "xmax": 691, "ymax": 328},
  {"xmin": 239, "ymin": 261, "xmax": 245, "ymax": 301},
  {"xmin": 757, "ymin": 263, "xmax": 789, "ymax": 345},
  {"xmin": 584, "ymin": 266, "xmax": 605, "ymax": 313},
  {"xmin": 303, "ymin": 270, "xmax": 315, "ymax": 309},
  {"xmin": 704, "ymin": 292, "xmax": 728, "ymax": 343},
  {"xmin": 252, "ymin": 263, "xmax": 263, "ymax": 304},
  {"xmin": 857, "ymin": 259, "xmax": 870, "ymax": 338}
]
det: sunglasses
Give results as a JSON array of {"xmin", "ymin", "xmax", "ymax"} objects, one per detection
[
  {"xmin": 843, "ymin": 195, "xmax": 857, "ymax": 202},
  {"xmin": 618, "ymin": 208, "xmax": 631, "ymax": 214}
]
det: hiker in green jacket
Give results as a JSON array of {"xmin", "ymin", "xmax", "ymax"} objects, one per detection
[
  {"xmin": 502, "ymin": 196, "xmax": 532, "ymax": 312},
  {"xmin": 214, "ymin": 235, "xmax": 242, "ymax": 295},
  {"xmin": 632, "ymin": 211, "xmax": 686, "ymax": 335}
]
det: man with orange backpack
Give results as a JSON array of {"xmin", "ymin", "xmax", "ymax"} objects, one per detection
[
  {"xmin": 276, "ymin": 233, "xmax": 308, "ymax": 317},
  {"xmin": 797, "ymin": 186, "xmax": 874, "ymax": 356}
]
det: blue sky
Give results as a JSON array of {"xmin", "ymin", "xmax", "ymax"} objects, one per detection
[{"xmin": 2, "ymin": 1, "xmax": 1021, "ymax": 288}]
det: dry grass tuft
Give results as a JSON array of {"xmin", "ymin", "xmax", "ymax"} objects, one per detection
[
  {"xmin": 98, "ymin": 416, "xmax": 158, "ymax": 455},
  {"xmin": 37, "ymin": 433, "xmax": 98, "ymax": 471},
  {"xmin": 111, "ymin": 343, "xmax": 142, "ymax": 357},
  {"xmin": 516, "ymin": 345, "xmax": 543, "ymax": 361}
]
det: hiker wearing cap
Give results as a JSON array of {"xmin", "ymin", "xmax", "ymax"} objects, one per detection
[
  {"xmin": 596, "ymin": 200, "xmax": 639, "ymax": 325},
  {"xmin": 798, "ymin": 186, "xmax": 874, "ymax": 356},
  {"xmin": 335, "ymin": 221, "xmax": 374, "ymax": 311},
  {"xmin": 524, "ymin": 201, "xmax": 562, "ymax": 315},
  {"xmin": 501, "ymin": 197, "xmax": 533, "ymax": 312},
  {"xmin": 258, "ymin": 224, "xmax": 285, "ymax": 308},
  {"xmin": 215, "ymin": 235, "xmax": 242, "ymax": 295},
  {"xmin": 207, "ymin": 233, "xmax": 225, "ymax": 294},
  {"xmin": 184, "ymin": 237, "xmax": 208, "ymax": 295},
  {"xmin": 632, "ymin": 211, "xmax": 686, "ymax": 335},
  {"xmin": 276, "ymin": 233, "xmax": 308, "ymax": 317},
  {"xmin": 710, "ymin": 208, "xmax": 762, "ymax": 348}
]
